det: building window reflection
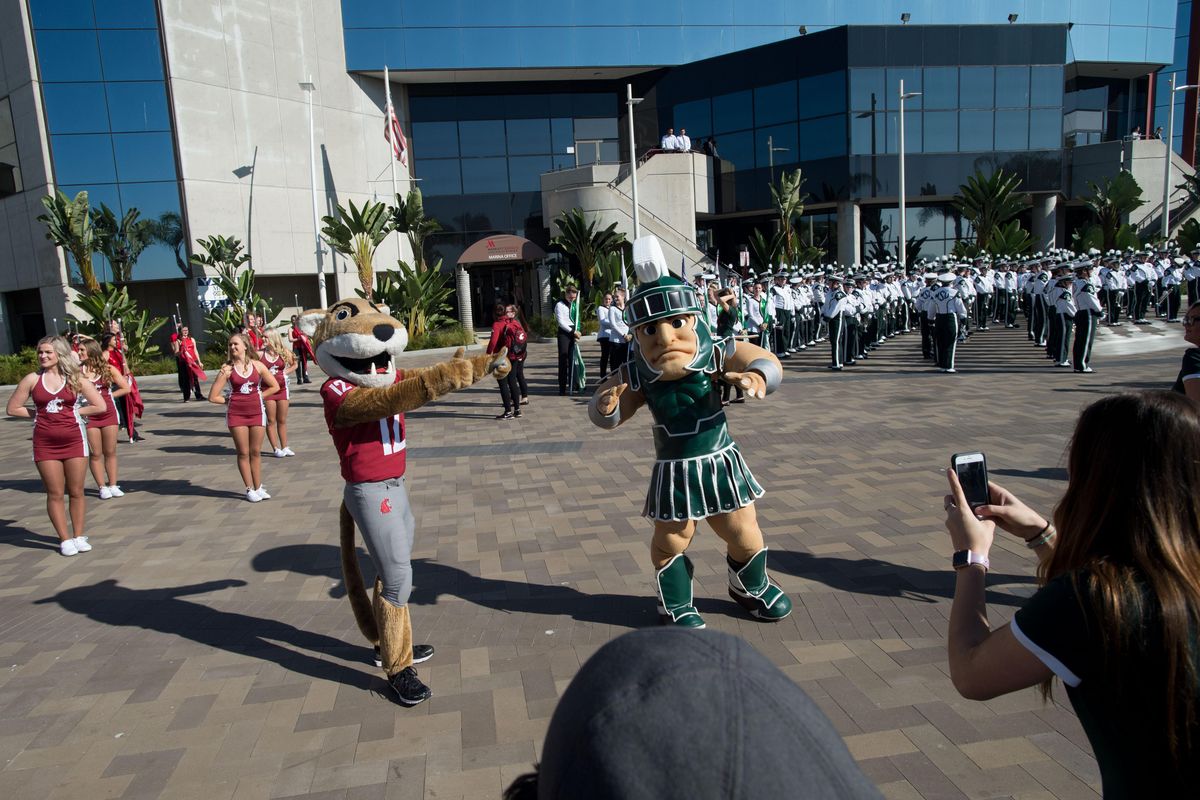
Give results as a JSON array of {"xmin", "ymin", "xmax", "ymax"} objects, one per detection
[{"xmin": 0, "ymin": 96, "xmax": 22, "ymax": 197}]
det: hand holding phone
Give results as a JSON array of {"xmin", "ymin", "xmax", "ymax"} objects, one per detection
[{"xmin": 950, "ymin": 452, "xmax": 990, "ymax": 511}]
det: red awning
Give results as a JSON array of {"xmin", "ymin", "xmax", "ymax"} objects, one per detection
[{"xmin": 457, "ymin": 234, "xmax": 547, "ymax": 265}]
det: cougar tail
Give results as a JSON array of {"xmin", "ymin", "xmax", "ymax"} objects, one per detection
[{"xmin": 340, "ymin": 501, "xmax": 379, "ymax": 644}]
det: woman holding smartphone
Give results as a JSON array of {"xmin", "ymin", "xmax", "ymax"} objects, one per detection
[
  {"xmin": 208, "ymin": 333, "xmax": 279, "ymax": 501},
  {"xmin": 941, "ymin": 391, "xmax": 1200, "ymax": 797},
  {"xmin": 6, "ymin": 336, "xmax": 107, "ymax": 555}
]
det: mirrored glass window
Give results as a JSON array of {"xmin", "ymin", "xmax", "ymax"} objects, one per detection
[
  {"xmin": 574, "ymin": 117, "xmax": 617, "ymax": 140},
  {"xmin": 885, "ymin": 68, "xmax": 922, "ymax": 111},
  {"xmin": 673, "ymin": 98, "xmax": 712, "ymax": 138},
  {"xmin": 756, "ymin": 123, "xmax": 797, "ymax": 167},
  {"xmin": 754, "ymin": 81, "xmax": 797, "ymax": 127},
  {"xmin": 28, "ymin": 0, "xmax": 94, "ymax": 28},
  {"xmin": 35, "ymin": 31, "xmax": 102, "ymax": 81},
  {"xmin": 923, "ymin": 111, "xmax": 957, "ymax": 153},
  {"xmin": 413, "ymin": 121, "xmax": 460, "ymax": 158},
  {"xmin": 550, "ymin": 118, "xmax": 574, "ymax": 153},
  {"xmin": 717, "ymin": 129, "xmax": 754, "ymax": 170},
  {"xmin": 995, "ymin": 109, "xmax": 1028, "ymax": 150},
  {"xmin": 995, "ymin": 66, "xmax": 1030, "ymax": 108},
  {"xmin": 959, "ymin": 67, "xmax": 994, "ymax": 109},
  {"xmin": 1029, "ymin": 108, "xmax": 1062, "ymax": 149},
  {"xmin": 105, "ymin": 82, "xmax": 170, "ymax": 132},
  {"xmin": 94, "ymin": 0, "xmax": 158, "ymax": 28},
  {"xmin": 799, "ymin": 72, "xmax": 845, "ymax": 117},
  {"xmin": 50, "ymin": 134, "xmax": 116, "ymax": 183},
  {"xmin": 799, "ymin": 115, "xmax": 846, "ymax": 160},
  {"xmin": 507, "ymin": 119, "xmax": 551, "ymax": 155},
  {"xmin": 850, "ymin": 112, "xmax": 885, "ymax": 155},
  {"xmin": 113, "ymin": 131, "xmax": 176, "ymax": 182},
  {"xmin": 959, "ymin": 110, "xmax": 993, "ymax": 151},
  {"xmin": 923, "ymin": 67, "xmax": 958, "ymax": 110},
  {"xmin": 461, "ymin": 157, "xmax": 509, "ymax": 193},
  {"xmin": 850, "ymin": 69, "xmax": 885, "ymax": 112},
  {"xmin": 884, "ymin": 111, "xmax": 921, "ymax": 154},
  {"xmin": 1030, "ymin": 66, "xmax": 1064, "ymax": 107},
  {"xmin": 98, "ymin": 30, "xmax": 163, "ymax": 81},
  {"xmin": 416, "ymin": 158, "xmax": 462, "ymax": 196},
  {"xmin": 712, "ymin": 90, "xmax": 753, "ymax": 134},
  {"xmin": 599, "ymin": 140, "xmax": 620, "ymax": 162},
  {"xmin": 459, "ymin": 120, "xmax": 506, "ymax": 157},
  {"xmin": 508, "ymin": 155, "xmax": 552, "ymax": 191},
  {"xmin": 42, "ymin": 84, "xmax": 109, "ymax": 134},
  {"xmin": 0, "ymin": 96, "xmax": 22, "ymax": 197}
]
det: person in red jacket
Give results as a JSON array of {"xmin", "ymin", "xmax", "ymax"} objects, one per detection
[{"xmin": 486, "ymin": 303, "xmax": 529, "ymax": 419}]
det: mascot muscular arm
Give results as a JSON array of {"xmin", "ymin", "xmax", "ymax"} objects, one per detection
[{"xmin": 299, "ymin": 299, "xmax": 509, "ymax": 705}]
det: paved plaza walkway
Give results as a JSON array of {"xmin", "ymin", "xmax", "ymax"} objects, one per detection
[{"xmin": 0, "ymin": 323, "xmax": 1186, "ymax": 800}]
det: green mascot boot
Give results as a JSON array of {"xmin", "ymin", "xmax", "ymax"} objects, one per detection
[
  {"xmin": 655, "ymin": 554, "xmax": 706, "ymax": 628},
  {"xmin": 727, "ymin": 547, "xmax": 792, "ymax": 621}
]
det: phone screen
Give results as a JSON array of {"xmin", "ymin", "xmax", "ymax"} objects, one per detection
[{"xmin": 953, "ymin": 454, "xmax": 989, "ymax": 510}]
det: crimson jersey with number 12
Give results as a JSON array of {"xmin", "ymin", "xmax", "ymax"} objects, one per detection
[{"xmin": 320, "ymin": 373, "xmax": 407, "ymax": 483}]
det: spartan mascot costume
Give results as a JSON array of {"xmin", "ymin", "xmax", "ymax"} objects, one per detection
[
  {"xmin": 299, "ymin": 298, "xmax": 509, "ymax": 705},
  {"xmin": 588, "ymin": 236, "xmax": 793, "ymax": 628}
]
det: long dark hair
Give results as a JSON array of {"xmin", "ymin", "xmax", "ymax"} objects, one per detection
[{"xmin": 1046, "ymin": 391, "xmax": 1200, "ymax": 759}]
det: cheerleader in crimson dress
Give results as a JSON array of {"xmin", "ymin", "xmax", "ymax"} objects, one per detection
[
  {"xmin": 207, "ymin": 333, "xmax": 278, "ymax": 502},
  {"xmin": 5, "ymin": 336, "xmax": 107, "ymax": 556},
  {"xmin": 289, "ymin": 314, "xmax": 315, "ymax": 384},
  {"xmin": 79, "ymin": 338, "xmax": 130, "ymax": 499},
  {"xmin": 103, "ymin": 324, "xmax": 143, "ymax": 442},
  {"xmin": 172, "ymin": 325, "xmax": 206, "ymax": 401},
  {"xmin": 261, "ymin": 331, "xmax": 297, "ymax": 458}
]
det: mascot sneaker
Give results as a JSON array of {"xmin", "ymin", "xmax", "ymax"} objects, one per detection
[
  {"xmin": 727, "ymin": 548, "xmax": 792, "ymax": 621},
  {"xmin": 388, "ymin": 667, "xmax": 432, "ymax": 706},
  {"xmin": 655, "ymin": 554, "xmax": 705, "ymax": 629},
  {"xmin": 374, "ymin": 643, "xmax": 434, "ymax": 667}
]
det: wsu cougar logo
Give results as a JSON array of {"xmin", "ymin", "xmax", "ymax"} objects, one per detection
[
  {"xmin": 45, "ymin": 398, "xmax": 64, "ymax": 414},
  {"xmin": 239, "ymin": 381, "xmax": 252, "ymax": 394}
]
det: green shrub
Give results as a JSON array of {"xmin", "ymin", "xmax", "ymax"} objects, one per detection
[
  {"xmin": 581, "ymin": 318, "xmax": 599, "ymax": 335},
  {"xmin": 0, "ymin": 349, "xmax": 37, "ymax": 385},
  {"xmin": 202, "ymin": 351, "xmax": 226, "ymax": 370},
  {"xmin": 407, "ymin": 324, "xmax": 477, "ymax": 351},
  {"xmin": 529, "ymin": 315, "xmax": 557, "ymax": 338},
  {"xmin": 130, "ymin": 357, "xmax": 183, "ymax": 377}
]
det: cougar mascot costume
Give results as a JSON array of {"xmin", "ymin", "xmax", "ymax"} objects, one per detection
[
  {"xmin": 588, "ymin": 236, "xmax": 793, "ymax": 628},
  {"xmin": 299, "ymin": 298, "xmax": 508, "ymax": 705}
]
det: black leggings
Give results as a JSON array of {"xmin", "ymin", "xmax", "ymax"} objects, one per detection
[
  {"xmin": 599, "ymin": 339, "xmax": 613, "ymax": 377},
  {"xmin": 498, "ymin": 360, "xmax": 528, "ymax": 411}
]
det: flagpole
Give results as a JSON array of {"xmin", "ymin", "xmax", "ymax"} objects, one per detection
[{"xmin": 384, "ymin": 66, "xmax": 402, "ymax": 265}]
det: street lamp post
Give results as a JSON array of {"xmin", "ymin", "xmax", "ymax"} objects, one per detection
[
  {"xmin": 897, "ymin": 78, "xmax": 921, "ymax": 272},
  {"xmin": 300, "ymin": 76, "xmax": 327, "ymax": 308},
  {"xmin": 1163, "ymin": 73, "xmax": 1199, "ymax": 241},
  {"xmin": 767, "ymin": 134, "xmax": 789, "ymax": 185},
  {"xmin": 626, "ymin": 83, "xmax": 643, "ymax": 240}
]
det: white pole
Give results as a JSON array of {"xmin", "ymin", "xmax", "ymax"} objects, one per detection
[
  {"xmin": 385, "ymin": 66, "xmax": 402, "ymax": 265},
  {"xmin": 627, "ymin": 83, "xmax": 641, "ymax": 240},
  {"xmin": 1164, "ymin": 73, "xmax": 1177, "ymax": 242},
  {"xmin": 898, "ymin": 78, "xmax": 907, "ymax": 272},
  {"xmin": 304, "ymin": 75, "xmax": 327, "ymax": 308}
]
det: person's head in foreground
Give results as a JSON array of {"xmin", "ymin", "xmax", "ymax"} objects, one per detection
[
  {"xmin": 943, "ymin": 390, "xmax": 1200, "ymax": 797},
  {"xmin": 503, "ymin": 628, "xmax": 880, "ymax": 799}
]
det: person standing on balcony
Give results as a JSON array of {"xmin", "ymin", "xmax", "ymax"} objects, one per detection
[
  {"xmin": 678, "ymin": 128, "xmax": 692, "ymax": 152},
  {"xmin": 661, "ymin": 128, "xmax": 678, "ymax": 151}
]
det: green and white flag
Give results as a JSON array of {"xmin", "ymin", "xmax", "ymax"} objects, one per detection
[{"xmin": 570, "ymin": 296, "xmax": 586, "ymax": 393}]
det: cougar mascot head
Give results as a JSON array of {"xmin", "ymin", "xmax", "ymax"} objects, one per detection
[{"xmin": 299, "ymin": 298, "xmax": 509, "ymax": 705}]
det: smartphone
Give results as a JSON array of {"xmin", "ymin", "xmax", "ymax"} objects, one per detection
[{"xmin": 950, "ymin": 452, "xmax": 990, "ymax": 511}]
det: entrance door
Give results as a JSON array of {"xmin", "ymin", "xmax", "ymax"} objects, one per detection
[{"xmin": 470, "ymin": 266, "xmax": 517, "ymax": 327}]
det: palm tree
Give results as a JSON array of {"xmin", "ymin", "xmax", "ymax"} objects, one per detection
[
  {"xmin": 770, "ymin": 169, "xmax": 808, "ymax": 264},
  {"xmin": 38, "ymin": 190, "xmax": 99, "ymax": 292},
  {"xmin": 94, "ymin": 204, "xmax": 155, "ymax": 284},
  {"xmin": 951, "ymin": 169, "xmax": 1025, "ymax": 251},
  {"xmin": 389, "ymin": 187, "xmax": 442, "ymax": 273},
  {"xmin": 150, "ymin": 211, "xmax": 189, "ymax": 277},
  {"xmin": 322, "ymin": 199, "xmax": 392, "ymax": 301},
  {"xmin": 985, "ymin": 220, "xmax": 1032, "ymax": 257},
  {"xmin": 551, "ymin": 208, "xmax": 626, "ymax": 294},
  {"xmin": 747, "ymin": 227, "xmax": 783, "ymax": 273},
  {"xmin": 1082, "ymin": 171, "xmax": 1145, "ymax": 251},
  {"xmin": 189, "ymin": 234, "xmax": 250, "ymax": 280}
]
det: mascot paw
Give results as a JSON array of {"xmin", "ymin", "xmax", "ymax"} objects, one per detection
[{"xmin": 486, "ymin": 347, "xmax": 511, "ymax": 381}]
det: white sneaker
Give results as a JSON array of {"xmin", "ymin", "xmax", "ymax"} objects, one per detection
[
  {"xmin": 246, "ymin": 488, "xmax": 263, "ymax": 503},
  {"xmin": 60, "ymin": 539, "xmax": 79, "ymax": 556},
  {"xmin": 257, "ymin": 486, "xmax": 271, "ymax": 499},
  {"xmin": 108, "ymin": 485, "xmax": 124, "ymax": 497},
  {"xmin": 282, "ymin": 447, "xmax": 295, "ymax": 457},
  {"xmin": 73, "ymin": 536, "xmax": 92, "ymax": 553},
  {"xmin": 274, "ymin": 448, "xmax": 287, "ymax": 458},
  {"xmin": 98, "ymin": 486, "xmax": 112, "ymax": 500}
]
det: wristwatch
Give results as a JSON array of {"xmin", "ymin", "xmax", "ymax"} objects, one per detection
[{"xmin": 952, "ymin": 550, "xmax": 990, "ymax": 571}]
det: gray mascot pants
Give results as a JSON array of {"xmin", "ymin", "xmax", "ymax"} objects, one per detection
[{"xmin": 343, "ymin": 477, "xmax": 415, "ymax": 607}]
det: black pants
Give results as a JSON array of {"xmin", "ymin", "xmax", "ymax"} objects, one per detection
[
  {"xmin": 598, "ymin": 339, "xmax": 614, "ymax": 377},
  {"xmin": 845, "ymin": 320, "xmax": 860, "ymax": 362},
  {"xmin": 1188, "ymin": 278, "xmax": 1198, "ymax": 306},
  {"xmin": 293, "ymin": 347, "xmax": 309, "ymax": 383},
  {"xmin": 1134, "ymin": 282, "xmax": 1150, "ymax": 320},
  {"xmin": 177, "ymin": 359, "xmax": 202, "ymax": 400},
  {"xmin": 934, "ymin": 314, "xmax": 958, "ymax": 370},
  {"xmin": 920, "ymin": 315, "xmax": 934, "ymax": 358},
  {"xmin": 1032, "ymin": 297, "xmax": 1047, "ymax": 345},
  {"xmin": 557, "ymin": 331, "xmax": 575, "ymax": 394},
  {"xmin": 826, "ymin": 316, "xmax": 844, "ymax": 368},
  {"xmin": 610, "ymin": 340, "xmax": 628, "ymax": 373},
  {"xmin": 1073, "ymin": 310, "xmax": 1096, "ymax": 371},
  {"xmin": 1167, "ymin": 286, "xmax": 1182, "ymax": 321},
  {"xmin": 498, "ymin": 359, "xmax": 527, "ymax": 411}
]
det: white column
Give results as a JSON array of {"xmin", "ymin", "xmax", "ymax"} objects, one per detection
[{"xmin": 456, "ymin": 265, "xmax": 474, "ymax": 333}]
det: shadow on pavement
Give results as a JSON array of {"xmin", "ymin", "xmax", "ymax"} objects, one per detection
[
  {"xmin": 251, "ymin": 544, "xmax": 656, "ymax": 628},
  {"xmin": 0, "ymin": 518, "xmax": 60, "ymax": 551},
  {"xmin": 771, "ymin": 550, "xmax": 1035, "ymax": 608},
  {"xmin": 35, "ymin": 578, "xmax": 376, "ymax": 689}
]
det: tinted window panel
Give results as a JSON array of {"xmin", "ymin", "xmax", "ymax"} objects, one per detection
[
  {"xmin": 850, "ymin": 112, "xmax": 885, "ymax": 156},
  {"xmin": 550, "ymin": 118, "xmax": 574, "ymax": 152},
  {"xmin": 924, "ymin": 67, "xmax": 958, "ymax": 110},
  {"xmin": 995, "ymin": 109, "xmax": 1029, "ymax": 150},
  {"xmin": 98, "ymin": 30, "xmax": 163, "ymax": 81},
  {"xmin": 923, "ymin": 111, "xmax": 957, "ymax": 153},
  {"xmin": 42, "ymin": 84, "xmax": 109, "ymax": 134},
  {"xmin": 508, "ymin": 155, "xmax": 552, "ymax": 192},
  {"xmin": 113, "ymin": 132, "xmax": 176, "ymax": 181},
  {"xmin": 885, "ymin": 68, "xmax": 922, "ymax": 110},
  {"xmin": 754, "ymin": 81, "xmax": 798, "ymax": 127},
  {"xmin": 93, "ymin": 0, "xmax": 159, "ymax": 28},
  {"xmin": 416, "ymin": 158, "xmax": 462, "ymax": 196},
  {"xmin": 960, "ymin": 67, "xmax": 994, "ymax": 109},
  {"xmin": 574, "ymin": 117, "xmax": 618, "ymax": 140},
  {"xmin": 995, "ymin": 66, "xmax": 1030, "ymax": 108},
  {"xmin": 712, "ymin": 90, "xmax": 752, "ymax": 135},
  {"xmin": 1029, "ymin": 108, "xmax": 1062, "ymax": 149},
  {"xmin": 799, "ymin": 115, "xmax": 846, "ymax": 160},
  {"xmin": 1031, "ymin": 66, "xmax": 1064, "ymax": 107},
  {"xmin": 959, "ymin": 110, "xmax": 994, "ymax": 151},
  {"xmin": 799, "ymin": 71, "xmax": 845, "ymax": 117},
  {"xmin": 35, "ymin": 31, "xmax": 102, "ymax": 81},
  {"xmin": 718, "ymin": 129, "xmax": 754, "ymax": 170},
  {"xmin": 756, "ymin": 123, "xmax": 797, "ymax": 167},
  {"xmin": 507, "ymin": 118, "xmax": 551, "ymax": 155},
  {"xmin": 413, "ymin": 121, "xmax": 459, "ymax": 158},
  {"xmin": 105, "ymin": 82, "xmax": 170, "ymax": 132},
  {"xmin": 458, "ymin": 120, "xmax": 506, "ymax": 157},
  {"xmin": 673, "ymin": 98, "xmax": 712, "ymax": 138},
  {"xmin": 28, "ymin": 0, "xmax": 94, "ymax": 29},
  {"xmin": 885, "ymin": 111, "xmax": 921, "ymax": 154},
  {"xmin": 461, "ymin": 157, "xmax": 509, "ymax": 193},
  {"xmin": 850, "ymin": 68, "xmax": 885, "ymax": 111},
  {"xmin": 51, "ymin": 134, "xmax": 116, "ymax": 183}
]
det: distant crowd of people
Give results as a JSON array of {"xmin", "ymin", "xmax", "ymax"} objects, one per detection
[{"xmin": 659, "ymin": 127, "xmax": 720, "ymax": 158}]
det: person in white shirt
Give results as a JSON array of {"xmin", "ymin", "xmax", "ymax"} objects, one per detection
[
  {"xmin": 661, "ymin": 128, "xmax": 678, "ymax": 151},
  {"xmin": 596, "ymin": 293, "xmax": 618, "ymax": 378},
  {"xmin": 555, "ymin": 285, "xmax": 581, "ymax": 395},
  {"xmin": 610, "ymin": 287, "xmax": 631, "ymax": 373},
  {"xmin": 1072, "ymin": 262, "xmax": 1103, "ymax": 373},
  {"xmin": 678, "ymin": 128, "xmax": 692, "ymax": 152}
]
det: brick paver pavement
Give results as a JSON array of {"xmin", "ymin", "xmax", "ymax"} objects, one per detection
[{"xmin": 0, "ymin": 322, "xmax": 1187, "ymax": 799}]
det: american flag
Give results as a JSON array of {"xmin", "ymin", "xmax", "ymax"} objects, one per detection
[{"xmin": 384, "ymin": 100, "xmax": 408, "ymax": 167}]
